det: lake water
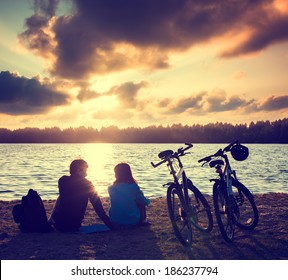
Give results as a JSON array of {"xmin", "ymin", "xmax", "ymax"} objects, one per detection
[{"xmin": 0, "ymin": 143, "xmax": 287, "ymax": 201}]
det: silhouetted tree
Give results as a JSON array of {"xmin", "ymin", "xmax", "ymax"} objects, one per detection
[{"xmin": 0, "ymin": 118, "xmax": 287, "ymax": 143}]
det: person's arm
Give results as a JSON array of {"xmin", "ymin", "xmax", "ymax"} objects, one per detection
[
  {"xmin": 90, "ymin": 193, "xmax": 115, "ymax": 230},
  {"xmin": 134, "ymin": 185, "xmax": 150, "ymax": 206}
]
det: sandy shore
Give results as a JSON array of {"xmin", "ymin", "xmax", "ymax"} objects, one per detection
[{"xmin": 0, "ymin": 193, "xmax": 288, "ymax": 260}]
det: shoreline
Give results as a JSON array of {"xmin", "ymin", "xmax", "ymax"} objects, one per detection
[
  {"xmin": 1, "ymin": 193, "xmax": 288, "ymax": 260},
  {"xmin": 2, "ymin": 190, "xmax": 288, "ymax": 201}
]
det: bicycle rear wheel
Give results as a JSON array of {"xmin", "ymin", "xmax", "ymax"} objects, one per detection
[
  {"xmin": 167, "ymin": 185, "xmax": 193, "ymax": 247},
  {"xmin": 232, "ymin": 180, "xmax": 259, "ymax": 230},
  {"xmin": 213, "ymin": 182, "xmax": 235, "ymax": 242},
  {"xmin": 187, "ymin": 180, "xmax": 213, "ymax": 232}
]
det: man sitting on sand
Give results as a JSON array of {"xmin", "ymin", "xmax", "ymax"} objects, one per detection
[{"xmin": 49, "ymin": 159, "xmax": 114, "ymax": 232}]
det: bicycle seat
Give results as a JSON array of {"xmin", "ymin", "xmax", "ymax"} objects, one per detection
[
  {"xmin": 209, "ymin": 159, "xmax": 224, "ymax": 168},
  {"xmin": 158, "ymin": 150, "xmax": 173, "ymax": 159}
]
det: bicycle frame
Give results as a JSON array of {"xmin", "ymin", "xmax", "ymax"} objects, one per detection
[
  {"xmin": 217, "ymin": 154, "xmax": 233, "ymax": 197},
  {"xmin": 166, "ymin": 155, "xmax": 190, "ymax": 206},
  {"xmin": 151, "ymin": 143, "xmax": 193, "ymax": 205},
  {"xmin": 200, "ymin": 141, "xmax": 240, "ymax": 198},
  {"xmin": 198, "ymin": 140, "xmax": 259, "ymax": 242},
  {"xmin": 152, "ymin": 143, "xmax": 214, "ymax": 246}
]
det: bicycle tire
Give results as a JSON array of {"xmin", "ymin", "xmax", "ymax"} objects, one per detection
[
  {"xmin": 167, "ymin": 184, "xmax": 193, "ymax": 247},
  {"xmin": 213, "ymin": 182, "xmax": 235, "ymax": 242},
  {"xmin": 187, "ymin": 180, "xmax": 213, "ymax": 232},
  {"xmin": 232, "ymin": 180, "xmax": 259, "ymax": 230}
]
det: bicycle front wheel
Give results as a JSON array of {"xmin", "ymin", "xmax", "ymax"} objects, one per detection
[
  {"xmin": 213, "ymin": 182, "xmax": 235, "ymax": 242},
  {"xmin": 167, "ymin": 185, "xmax": 193, "ymax": 247},
  {"xmin": 232, "ymin": 180, "xmax": 259, "ymax": 230},
  {"xmin": 187, "ymin": 181, "xmax": 213, "ymax": 233}
]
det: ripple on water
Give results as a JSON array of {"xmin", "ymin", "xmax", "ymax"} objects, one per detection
[{"xmin": 0, "ymin": 143, "xmax": 287, "ymax": 200}]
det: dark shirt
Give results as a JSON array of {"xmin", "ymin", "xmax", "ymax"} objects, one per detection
[{"xmin": 51, "ymin": 175, "xmax": 113, "ymax": 231}]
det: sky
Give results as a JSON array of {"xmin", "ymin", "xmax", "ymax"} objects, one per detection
[{"xmin": 0, "ymin": 0, "xmax": 288, "ymax": 130}]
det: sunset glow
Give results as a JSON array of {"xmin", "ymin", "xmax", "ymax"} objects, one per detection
[{"xmin": 0, "ymin": 0, "xmax": 287, "ymax": 130}]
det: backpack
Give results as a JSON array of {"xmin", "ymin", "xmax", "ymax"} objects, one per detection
[{"xmin": 12, "ymin": 189, "xmax": 52, "ymax": 233}]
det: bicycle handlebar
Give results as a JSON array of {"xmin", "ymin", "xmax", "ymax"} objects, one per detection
[
  {"xmin": 177, "ymin": 142, "xmax": 193, "ymax": 156},
  {"xmin": 151, "ymin": 158, "xmax": 166, "ymax": 168},
  {"xmin": 151, "ymin": 143, "xmax": 193, "ymax": 168},
  {"xmin": 198, "ymin": 140, "xmax": 240, "ymax": 165},
  {"xmin": 223, "ymin": 140, "xmax": 239, "ymax": 152},
  {"xmin": 198, "ymin": 149, "xmax": 222, "ymax": 164}
]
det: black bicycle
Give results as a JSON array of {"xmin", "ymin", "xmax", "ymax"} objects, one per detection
[
  {"xmin": 151, "ymin": 143, "xmax": 213, "ymax": 247},
  {"xmin": 198, "ymin": 141, "xmax": 259, "ymax": 242}
]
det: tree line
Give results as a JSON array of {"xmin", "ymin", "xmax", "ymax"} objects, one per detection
[{"xmin": 0, "ymin": 118, "xmax": 287, "ymax": 143}]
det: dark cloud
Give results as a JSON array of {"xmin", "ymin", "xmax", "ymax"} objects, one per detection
[
  {"xmin": 205, "ymin": 92, "xmax": 249, "ymax": 112},
  {"xmin": 19, "ymin": 0, "xmax": 59, "ymax": 58},
  {"xmin": 162, "ymin": 91, "xmax": 248, "ymax": 114},
  {"xmin": 167, "ymin": 92, "xmax": 206, "ymax": 113},
  {"xmin": 158, "ymin": 90, "xmax": 249, "ymax": 114},
  {"xmin": 106, "ymin": 81, "xmax": 148, "ymax": 108},
  {"xmin": 19, "ymin": 0, "xmax": 288, "ymax": 79},
  {"xmin": 158, "ymin": 98, "xmax": 172, "ymax": 108},
  {"xmin": 0, "ymin": 71, "xmax": 70, "ymax": 115},
  {"xmin": 157, "ymin": 91, "xmax": 288, "ymax": 114},
  {"xmin": 37, "ymin": 0, "xmax": 60, "ymax": 17},
  {"xmin": 259, "ymin": 95, "xmax": 288, "ymax": 111},
  {"xmin": 221, "ymin": 13, "xmax": 288, "ymax": 57},
  {"xmin": 77, "ymin": 89, "xmax": 101, "ymax": 103}
]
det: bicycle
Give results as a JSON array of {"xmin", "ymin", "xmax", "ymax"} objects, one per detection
[
  {"xmin": 151, "ymin": 143, "xmax": 213, "ymax": 247},
  {"xmin": 198, "ymin": 141, "xmax": 259, "ymax": 242}
]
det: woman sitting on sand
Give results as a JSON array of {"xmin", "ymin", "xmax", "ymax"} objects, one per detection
[
  {"xmin": 49, "ymin": 159, "xmax": 114, "ymax": 232},
  {"xmin": 108, "ymin": 162, "xmax": 150, "ymax": 227}
]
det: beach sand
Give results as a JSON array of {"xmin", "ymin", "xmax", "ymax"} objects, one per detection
[{"xmin": 0, "ymin": 193, "xmax": 288, "ymax": 260}]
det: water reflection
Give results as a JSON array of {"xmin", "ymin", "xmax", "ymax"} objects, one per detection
[{"xmin": 0, "ymin": 143, "xmax": 287, "ymax": 200}]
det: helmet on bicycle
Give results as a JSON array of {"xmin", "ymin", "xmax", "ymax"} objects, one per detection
[{"xmin": 230, "ymin": 144, "xmax": 249, "ymax": 161}]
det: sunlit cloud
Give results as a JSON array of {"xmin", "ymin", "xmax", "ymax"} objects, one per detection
[
  {"xmin": 154, "ymin": 91, "xmax": 288, "ymax": 117},
  {"xmin": 106, "ymin": 81, "xmax": 148, "ymax": 109},
  {"xmin": 18, "ymin": 0, "xmax": 288, "ymax": 80},
  {"xmin": 19, "ymin": 12, "xmax": 57, "ymax": 59},
  {"xmin": 159, "ymin": 92, "xmax": 206, "ymax": 114},
  {"xmin": 2, "ymin": 0, "xmax": 288, "ymax": 129},
  {"xmin": 77, "ymin": 80, "xmax": 148, "ymax": 109},
  {"xmin": 77, "ymin": 89, "xmax": 102, "ymax": 103},
  {"xmin": 259, "ymin": 95, "xmax": 288, "ymax": 111},
  {"xmin": 233, "ymin": 71, "xmax": 247, "ymax": 79},
  {"xmin": 274, "ymin": 0, "xmax": 288, "ymax": 14}
]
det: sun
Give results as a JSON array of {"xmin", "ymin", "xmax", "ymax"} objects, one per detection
[{"xmin": 80, "ymin": 143, "xmax": 115, "ymax": 194}]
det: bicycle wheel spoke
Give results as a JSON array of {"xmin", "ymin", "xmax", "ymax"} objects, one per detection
[
  {"xmin": 232, "ymin": 182, "xmax": 259, "ymax": 230},
  {"xmin": 179, "ymin": 221, "xmax": 189, "ymax": 232},
  {"xmin": 224, "ymin": 221, "xmax": 234, "ymax": 239},
  {"xmin": 167, "ymin": 185, "xmax": 193, "ymax": 247},
  {"xmin": 187, "ymin": 182, "xmax": 213, "ymax": 232},
  {"xmin": 213, "ymin": 184, "xmax": 235, "ymax": 242}
]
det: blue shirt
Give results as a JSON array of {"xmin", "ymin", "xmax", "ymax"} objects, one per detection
[{"xmin": 108, "ymin": 183, "xmax": 150, "ymax": 226}]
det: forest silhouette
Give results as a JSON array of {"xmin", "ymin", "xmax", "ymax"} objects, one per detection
[{"xmin": 0, "ymin": 118, "xmax": 287, "ymax": 143}]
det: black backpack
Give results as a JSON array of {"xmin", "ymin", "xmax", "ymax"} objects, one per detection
[{"xmin": 12, "ymin": 189, "xmax": 52, "ymax": 233}]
